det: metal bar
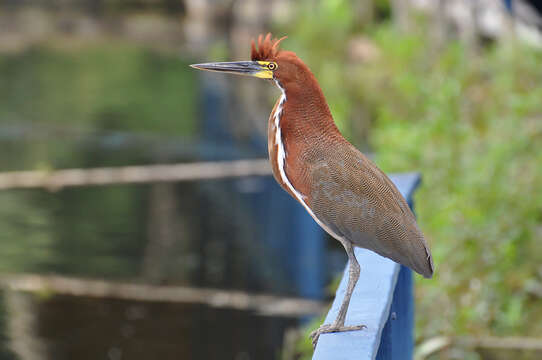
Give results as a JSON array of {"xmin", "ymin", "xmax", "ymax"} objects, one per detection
[
  {"xmin": 376, "ymin": 265, "xmax": 413, "ymax": 359},
  {"xmin": 0, "ymin": 159, "xmax": 272, "ymax": 190},
  {"xmin": 0, "ymin": 273, "xmax": 324, "ymax": 318}
]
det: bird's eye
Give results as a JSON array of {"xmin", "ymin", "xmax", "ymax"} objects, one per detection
[{"xmin": 268, "ymin": 63, "xmax": 277, "ymax": 70}]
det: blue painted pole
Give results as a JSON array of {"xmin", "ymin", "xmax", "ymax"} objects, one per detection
[{"xmin": 376, "ymin": 265, "xmax": 413, "ymax": 359}]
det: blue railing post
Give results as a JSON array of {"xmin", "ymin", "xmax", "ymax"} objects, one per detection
[
  {"xmin": 313, "ymin": 173, "xmax": 421, "ymax": 360},
  {"xmin": 375, "ymin": 265, "xmax": 414, "ymax": 359}
]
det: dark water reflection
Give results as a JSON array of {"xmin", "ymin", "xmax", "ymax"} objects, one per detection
[
  {"xmin": 0, "ymin": 291, "xmax": 295, "ymax": 360},
  {"xmin": 0, "ymin": 168, "xmax": 325, "ymax": 360},
  {"xmin": 0, "ymin": 174, "xmax": 316, "ymax": 357},
  {"xmin": 0, "ymin": 178, "xmax": 315, "ymax": 293}
]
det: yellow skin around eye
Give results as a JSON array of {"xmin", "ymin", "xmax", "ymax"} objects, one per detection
[{"xmin": 254, "ymin": 61, "xmax": 276, "ymax": 79}]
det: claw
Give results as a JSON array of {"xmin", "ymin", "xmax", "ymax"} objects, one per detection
[{"xmin": 309, "ymin": 323, "xmax": 366, "ymax": 348}]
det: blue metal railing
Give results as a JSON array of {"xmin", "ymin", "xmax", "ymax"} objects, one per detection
[{"xmin": 313, "ymin": 173, "xmax": 421, "ymax": 360}]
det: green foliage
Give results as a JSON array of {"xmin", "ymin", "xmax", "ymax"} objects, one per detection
[
  {"xmin": 284, "ymin": 0, "xmax": 358, "ymax": 139},
  {"xmin": 285, "ymin": 3, "xmax": 542, "ymax": 357},
  {"xmin": 360, "ymin": 27, "xmax": 542, "ymax": 338}
]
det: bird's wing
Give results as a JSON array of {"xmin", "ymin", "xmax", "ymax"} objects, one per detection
[{"xmin": 307, "ymin": 143, "xmax": 434, "ymax": 278}]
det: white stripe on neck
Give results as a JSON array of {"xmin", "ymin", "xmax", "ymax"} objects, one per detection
[
  {"xmin": 273, "ymin": 80, "xmax": 304, "ymax": 203},
  {"xmin": 272, "ymin": 80, "xmax": 346, "ymax": 243}
]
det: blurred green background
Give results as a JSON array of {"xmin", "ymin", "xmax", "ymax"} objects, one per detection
[
  {"xmin": 0, "ymin": 0, "xmax": 541, "ymax": 359},
  {"xmin": 289, "ymin": 0, "xmax": 542, "ymax": 341}
]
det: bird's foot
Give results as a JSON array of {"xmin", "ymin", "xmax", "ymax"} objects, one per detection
[{"xmin": 309, "ymin": 323, "xmax": 366, "ymax": 348}]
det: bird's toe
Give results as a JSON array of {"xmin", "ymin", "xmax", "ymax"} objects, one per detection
[{"xmin": 309, "ymin": 323, "xmax": 366, "ymax": 348}]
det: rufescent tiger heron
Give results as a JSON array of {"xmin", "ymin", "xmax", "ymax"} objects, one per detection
[{"xmin": 191, "ymin": 34, "xmax": 434, "ymax": 347}]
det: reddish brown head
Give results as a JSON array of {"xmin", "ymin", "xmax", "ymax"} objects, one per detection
[
  {"xmin": 250, "ymin": 33, "xmax": 316, "ymax": 89},
  {"xmin": 190, "ymin": 33, "xmax": 316, "ymax": 91}
]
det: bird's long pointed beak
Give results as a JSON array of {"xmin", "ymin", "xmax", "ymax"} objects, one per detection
[{"xmin": 190, "ymin": 61, "xmax": 273, "ymax": 79}]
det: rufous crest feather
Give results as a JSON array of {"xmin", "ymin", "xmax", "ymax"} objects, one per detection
[{"xmin": 251, "ymin": 33, "xmax": 287, "ymax": 61}]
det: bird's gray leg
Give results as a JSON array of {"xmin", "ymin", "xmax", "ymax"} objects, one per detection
[
  {"xmin": 333, "ymin": 241, "xmax": 360, "ymax": 327},
  {"xmin": 309, "ymin": 240, "xmax": 365, "ymax": 348}
]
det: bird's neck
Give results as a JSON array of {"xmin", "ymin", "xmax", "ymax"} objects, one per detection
[
  {"xmin": 270, "ymin": 79, "xmax": 341, "ymax": 146},
  {"xmin": 274, "ymin": 79, "xmax": 340, "ymax": 138},
  {"xmin": 267, "ymin": 77, "xmax": 343, "ymax": 202}
]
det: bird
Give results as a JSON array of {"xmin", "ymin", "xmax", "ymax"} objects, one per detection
[{"xmin": 191, "ymin": 33, "xmax": 434, "ymax": 347}]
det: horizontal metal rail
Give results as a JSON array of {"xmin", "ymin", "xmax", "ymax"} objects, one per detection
[
  {"xmin": 0, "ymin": 273, "xmax": 324, "ymax": 317},
  {"xmin": 0, "ymin": 159, "xmax": 272, "ymax": 190}
]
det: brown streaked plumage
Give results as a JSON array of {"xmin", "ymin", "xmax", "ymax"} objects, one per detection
[{"xmin": 191, "ymin": 33, "xmax": 434, "ymax": 347}]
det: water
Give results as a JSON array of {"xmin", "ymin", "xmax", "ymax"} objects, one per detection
[
  {"xmin": 0, "ymin": 38, "xmax": 344, "ymax": 360},
  {"xmin": 0, "ymin": 165, "xmax": 314, "ymax": 359},
  {"xmin": 0, "ymin": 291, "xmax": 295, "ymax": 360}
]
